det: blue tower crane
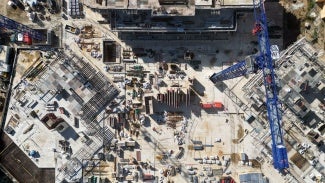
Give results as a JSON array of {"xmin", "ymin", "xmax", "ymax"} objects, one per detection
[
  {"xmin": 0, "ymin": 14, "xmax": 43, "ymax": 40},
  {"xmin": 209, "ymin": 0, "xmax": 289, "ymax": 170}
]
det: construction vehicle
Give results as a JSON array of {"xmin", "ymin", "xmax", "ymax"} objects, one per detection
[
  {"xmin": 209, "ymin": 0, "xmax": 289, "ymax": 170},
  {"xmin": 65, "ymin": 24, "xmax": 78, "ymax": 34}
]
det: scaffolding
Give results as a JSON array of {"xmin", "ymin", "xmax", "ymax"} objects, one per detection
[{"xmin": 66, "ymin": 55, "xmax": 119, "ymax": 122}]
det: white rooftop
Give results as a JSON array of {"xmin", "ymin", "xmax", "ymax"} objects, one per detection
[{"xmin": 0, "ymin": 45, "xmax": 11, "ymax": 73}]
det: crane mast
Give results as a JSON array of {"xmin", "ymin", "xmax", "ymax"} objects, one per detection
[{"xmin": 209, "ymin": 0, "xmax": 289, "ymax": 170}]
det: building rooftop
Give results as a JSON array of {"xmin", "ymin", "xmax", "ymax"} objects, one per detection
[
  {"xmin": 239, "ymin": 172, "xmax": 268, "ymax": 183},
  {"xmin": 0, "ymin": 45, "xmax": 12, "ymax": 73},
  {"xmin": 242, "ymin": 37, "xmax": 324, "ymax": 121},
  {"xmin": 111, "ymin": 9, "xmax": 236, "ymax": 32},
  {"xmin": 277, "ymin": 39, "xmax": 323, "ymax": 119},
  {"xmin": 84, "ymin": 0, "xmax": 255, "ymax": 10},
  {"xmin": 4, "ymin": 50, "xmax": 118, "ymax": 181}
]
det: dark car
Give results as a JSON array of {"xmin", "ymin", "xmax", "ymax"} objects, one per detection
[
  {"xmin": 8, "ymin": 1, "xmax": 17, "ymax": 9},
  {"xmin": 62, "ymin": 13, "xmax": 68, "ymax": 20}
]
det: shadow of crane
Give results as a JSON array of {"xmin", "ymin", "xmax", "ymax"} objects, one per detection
[{"xmin": 140, "ymin": 127, "xmax": 190, "ymax": 182}]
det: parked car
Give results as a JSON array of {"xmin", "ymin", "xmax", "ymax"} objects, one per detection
[{"xmin": 62, "ymin": 13, "xmax": 68, "ymax": 20}]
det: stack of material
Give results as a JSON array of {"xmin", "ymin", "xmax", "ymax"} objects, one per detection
[
  {"xmin": 156, "ymin": 88, "xmax": 190, "ymax": 108},
  {"xmin": 166, "ymin": 121, "xmax": 176, "ymax": 128},
  {"xmin": 166, "ymin": 113, "xmax": 183, "ymax": 129}
]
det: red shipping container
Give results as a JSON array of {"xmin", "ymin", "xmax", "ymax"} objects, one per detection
[{"xmin": 213, "ymin": 102, "xmax": 223, "ymax": 109}]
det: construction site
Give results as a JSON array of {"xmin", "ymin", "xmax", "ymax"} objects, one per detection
[{"xmin": 0, "ymin": 0, "xmax": 324, "ymax": 182}]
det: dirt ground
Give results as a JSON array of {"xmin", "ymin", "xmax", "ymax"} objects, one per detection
[
  {"xmin": 279, "ymin": 0, "xmax": 325, "ymax": 50},
  {"xmin": 0, "ymin": 1, "xmax": 29, "ymax": 24},
  {"xmin": 279, "ymin": 0, "xmax": 310, "ymax": 20}
]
